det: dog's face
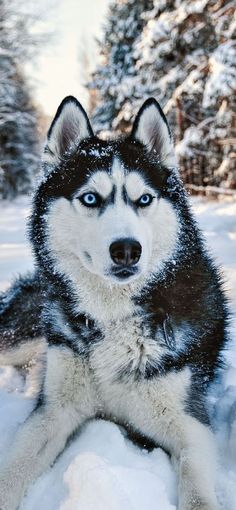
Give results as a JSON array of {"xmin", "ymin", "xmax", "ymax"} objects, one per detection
[{"xmin": 34, "ymin": 97, "xmax": 179, "ymax": 286}]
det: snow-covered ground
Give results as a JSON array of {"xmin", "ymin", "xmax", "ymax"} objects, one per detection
[{"xmin": 0, "ymin": 195, "xmax": 236, "ymax": 510}]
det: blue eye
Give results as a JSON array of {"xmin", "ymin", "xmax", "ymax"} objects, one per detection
[
  {"xmin": 137, "ymin": 194, "xmax": 154, "ymax": 207},
  {"xmin": 79, "ymin": 193, "xmax": 100, "ymax": 207}
]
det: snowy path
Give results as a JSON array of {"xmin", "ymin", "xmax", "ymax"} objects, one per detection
[{"xmin": 0, "ymin": 196, "xmax": 236, "ymax": 510}]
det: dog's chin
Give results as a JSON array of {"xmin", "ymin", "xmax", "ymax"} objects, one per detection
[{"xmin": 106, "ymin": 267, "xmax": 141, "ymax": 285}]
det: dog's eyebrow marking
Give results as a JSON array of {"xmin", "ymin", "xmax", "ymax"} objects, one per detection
[
  {"xmin": 85, "ymin": 171, "xmax": 113, "ymax": 199},
  {"xmin": 98, "ymin": 185, "xmax": 116, "ymax": 216},
  {"xmin": 121, "ymin": 185, "xmax": 140, "ymax": 215},
  {"xmin": 122, "ymin": 186, "xmax": 138, "ymax": 211},
  {"xmin": 125, "ymin": 172, "xmax": 150, "ymax": 201}
]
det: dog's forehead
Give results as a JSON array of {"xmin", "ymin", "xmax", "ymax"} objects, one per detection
[
  {"xmin": 85, "ymin": 157, "xmax": 148, "ymax": 199},
  {"xmin": 42, "ymin": 138, "xmax": 166, "ymax": 201}
]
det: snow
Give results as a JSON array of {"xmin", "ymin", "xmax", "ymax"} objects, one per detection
[
  {"xmin": 203, "ymin": 41, "xmax": 236, "ymax": 109},
  {"xmin": 0, "ymin": 195, "xmax": 236, "ymax": 509},
  {"xmin": 0, "ymin": 197, "xmax": 33, "ymax": 292}
]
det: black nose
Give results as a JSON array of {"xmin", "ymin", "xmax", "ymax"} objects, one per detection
[{"xmin": 110, "ymin": 238, "xmax": 142, "ymax": 267}]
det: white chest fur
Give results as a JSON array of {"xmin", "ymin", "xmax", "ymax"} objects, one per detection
[
  {"xmin": 89, "ymin": 315, "xmax": 191, "ymax": 445},
  {"xmin": 89, "ymin": 313, "xmax": 167, "ymax": 386}
]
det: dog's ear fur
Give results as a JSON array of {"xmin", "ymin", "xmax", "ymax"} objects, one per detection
[
  {"xmin": 131, "ymin": 98, "xmax": 176, "ymax": 167},
  {"xmin": 43, "ymin": 96, "xmax": 94, "ymax": 166}
]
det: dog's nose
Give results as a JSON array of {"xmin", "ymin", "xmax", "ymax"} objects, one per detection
[{"xmin": 110, "ymin": 238, "xmax": 142, "ymax": 266}]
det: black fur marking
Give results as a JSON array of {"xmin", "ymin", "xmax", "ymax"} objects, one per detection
[
  {"xmin": 34, "ymin": 392, "xmax": 45, "ymax": 412},
  {"xmin": 0, "ymin": 272, "xmax": 43, "ymax": 351},
  {"xmin": 123, "ymin": 426, "xmax": 157, "ymax": 452},
  {"xmin": 98, "ymin": 185, "xmax": 116, "ymax": 216},
  {"xmin": 135, "ymin": 253, "xmax": 228, "ymax": 383},
  {"xmin": 84, "ymin": 251, "xmax": 92, "ymax": 263},
  {"xmin": 122, "ymin": 185, "xmax": 128, "ymax": 205},
  {"xmin": 163, "ymin": 314, "xmax": 176, "ymax": 349},
  {"xmin": 100, "ymin": 414, "xmax": 167, "ymax": 454},
  {"xmin": 185, "ymin": 375, "xmax": 210, "ymax": 425},
  {"xmin": 42, "ymin": 285, "xmax": 103, "ymax": 356},
  {"xmin": 121, "ymin": 185, "xmax": 139, "ymax": 213}
]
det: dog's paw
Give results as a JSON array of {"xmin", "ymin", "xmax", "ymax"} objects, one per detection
[
  {"xmin": 0, "ymin": 471, "xmax": 21, "ymax": 510},
  {"xmin": 0, "ymin": 493, "xmax": 19, "ymax": 510},
  {"xmin": 179, "ymin": 493, "xmax": 219, "ymax": 510},
  {"xmin": 179, "ymin": 504, "xmax": 219, "ymax": 510}
]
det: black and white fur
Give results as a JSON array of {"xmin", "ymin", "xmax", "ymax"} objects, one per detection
[{"xmin": 0, "ymin": 96, "xmax": 228, "ymax": 510}]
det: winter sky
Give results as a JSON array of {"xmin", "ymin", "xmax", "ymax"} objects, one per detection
[{"xmin": 28, "ymin": 0, "xmax": 109, "ymax": 116}]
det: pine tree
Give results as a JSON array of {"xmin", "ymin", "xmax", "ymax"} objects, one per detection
[
  {"xmin": 89, "ymin": 0, "xmax": 236, "ymax": 190},
  {"xmin": 88, "ymin": 0, "xmax": 153, "ymax": 134},
  {"xmin": 0, "ymin": 0, "xmax": 40, "ymax": 198}
]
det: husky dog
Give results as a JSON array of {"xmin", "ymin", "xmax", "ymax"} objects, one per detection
[{"xmin": 0, "ymin": 96, "xmax": 228, "ymax": 510}]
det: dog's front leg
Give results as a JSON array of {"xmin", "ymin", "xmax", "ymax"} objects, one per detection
[
  {"xmin": 122, "ymin": 369, "xmax": 219, "ymax": 510},
  {"xmin": 159, "ymin": 387, "xmax": 218, "ymax": 510},
  {"xmin": 173, "ymin": 418, "xmax": 218, "ymax": 510},
  {"xmin": 0, "ymin": 346, "xmax": 97, "ymax": 510}
]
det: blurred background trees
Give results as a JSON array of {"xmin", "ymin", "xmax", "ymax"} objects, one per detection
[
  {"xmin": 88, "ymin": 0, "xmax": 153, "ymax": 133},
  {"xmin": 89, "ymin": 0, "xmax": 236, "ymax": 191},
  {"xmin": 0, "ymin": 0, "xmax": 43, "ymax": 198},
  {"xmin": 0, "ymin": 0, "xmax": 235, "ymax": 198}
]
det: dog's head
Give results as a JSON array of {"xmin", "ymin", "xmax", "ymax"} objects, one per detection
[{"xmin": 31, "ymin": 96, "xmax": 183, "ymax": 287}]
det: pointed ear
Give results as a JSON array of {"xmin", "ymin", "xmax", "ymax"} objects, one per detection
[
  {"xmin": 131, "ymin": 98, "xmax": 177, "ymax": 167},
  {"xmin": 43, "ymin": 96, "xmax": 94, "ymax": 165}
]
